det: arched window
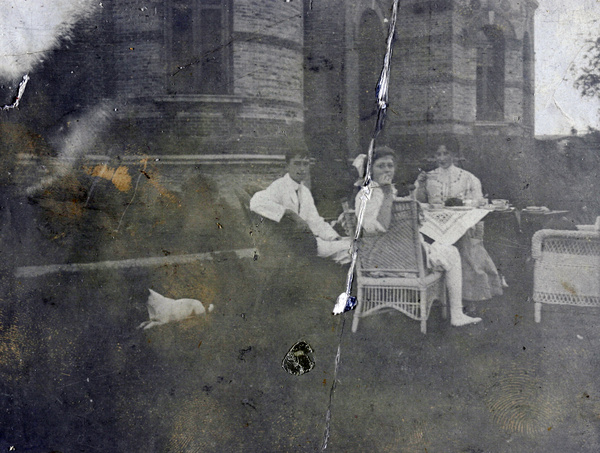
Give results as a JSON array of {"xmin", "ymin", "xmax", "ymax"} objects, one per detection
[
  {"xmin": 167, "ymin": 0, "xmax": 231, "ymax": 95},
  {"xmin": 476, "ymin": 25, "xmax": 505, "ymax": 121}
]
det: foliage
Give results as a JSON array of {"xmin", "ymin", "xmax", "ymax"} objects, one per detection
[{"xmin": 573, "ymin": 38, "xmax": 600, "ymax": 99}]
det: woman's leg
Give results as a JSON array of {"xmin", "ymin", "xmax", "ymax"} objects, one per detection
[
  {"xmin": 456, "ymin": 222, "xmax": 503, "ymax": 301},
  {"xmin": 429, "ymin": 242, "xmax": 481, "ymax": 326}
]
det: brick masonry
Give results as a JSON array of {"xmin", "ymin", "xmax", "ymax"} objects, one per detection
[
  {"xmin": 94, "ymin": 0, "xmax": 538, "ymax": 204},
  {"xmin": 109, "ymin": 0, "xmax": 305, "ymax": 157}
]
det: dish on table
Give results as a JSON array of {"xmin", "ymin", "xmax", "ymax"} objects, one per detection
[
  {"xmin": 445, "ymin": 206, "xmax": 474, "ymax": 211},
  {"xmin": 523, "ymin": 206, "xmax": 550, "ymax": 213}
]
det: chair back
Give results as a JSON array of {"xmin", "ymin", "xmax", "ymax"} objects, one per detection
[{"xmin": 359, "ymin": 199, "xmax": 426, "ymax": 278}]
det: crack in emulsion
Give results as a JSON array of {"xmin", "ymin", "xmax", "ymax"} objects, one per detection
[
  {"xmin": 1, "ymin": 74, "xmax": 29, "ymax": 110},
  {"xmin": 322, "ymin": 0, "xmax": 400, "ymax": 450}
]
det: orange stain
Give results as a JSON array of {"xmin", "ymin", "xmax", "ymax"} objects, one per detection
[{"xmin": 84, "ymin": 164, "xmax": 132, "ymax": 192}]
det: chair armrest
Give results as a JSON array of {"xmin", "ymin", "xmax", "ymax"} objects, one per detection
[{"xmin": 532, "ymin": 229, "xmax": 600, "ymax": 260}]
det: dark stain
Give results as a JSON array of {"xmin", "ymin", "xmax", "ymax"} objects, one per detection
[
  {"xmin": 282, "ymin": 341, "xmax": 315, "ymax": 376},
  {"xmin": 241, "ymin": 398, "xmax": 256, "ymax": 410},
  {"xmin": 42, "ymin": 297, "xmax": 56, "ymax": 306},
  {"xmin": 238, "ymin": 346, "xmax": 252, "ymax": 361},
  {"xmin": 202, "ymin": 385, "xmax": 212, "ymax": 393},
  {"xmin": 305, "ymin": 55, "xmax": 335, "ymax": 72}
]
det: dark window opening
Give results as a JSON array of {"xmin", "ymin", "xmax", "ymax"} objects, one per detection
[
  {"xmin": 168, "ymin": 0, "xmax": 231, "ymax": 95},
  {"xmin": 476, "ymin": 25, "xmax": 505, "ymax": 122}
]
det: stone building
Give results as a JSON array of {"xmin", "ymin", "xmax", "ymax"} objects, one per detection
[
  {"xmin": 106, "ymin": 0, "xmax": 304, "ymax": 157},
  {"xmin": 23, "ymin": 0, "xmax": 536, "ymax": 204},
  {"xmin": 305, "ymin": 0, "xmax": 538, "ymax": 202}
]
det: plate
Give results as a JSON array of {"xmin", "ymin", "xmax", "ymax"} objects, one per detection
[
  {"xmin": 445, "ymin": 206, "xmax": 473, "ymax": 211},
  {"xmin": 524, "ymin": 206, "xmax": 549, "ymax": 213}
]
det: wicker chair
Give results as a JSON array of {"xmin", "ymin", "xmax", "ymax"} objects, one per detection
[
  {"xmin": 532, "ymin": 226, "xmax": 600, "ymax": 323},
  {"xmin": 352, "ymin": 199, "xmax": 447, "ymax": 334}
]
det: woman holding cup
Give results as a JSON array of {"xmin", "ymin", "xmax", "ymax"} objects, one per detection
[
  {"xmin": 414, "ymin": 139, "xmax": 485, "ymax": 207},
  {"xmin": 414, "ymin": 138, "xmax": 503, "ymax": 303}
]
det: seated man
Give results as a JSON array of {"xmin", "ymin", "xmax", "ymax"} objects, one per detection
[
  {"xmin": 250, "ymin": 147, "xmax": 351, "ymax": 264},
  {"xmin": 353, "ymin": 146, "xmax": 481, "ymax": 326}
]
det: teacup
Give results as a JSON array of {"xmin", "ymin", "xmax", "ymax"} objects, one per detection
[{"xmin": 491, "ymin": 199, "xmax": 509, "ymax": 209}]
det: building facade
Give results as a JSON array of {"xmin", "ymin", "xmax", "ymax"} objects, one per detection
[
  {"xmin": 108, "ymin": 0, "xmax": 305, "ymax": 156},
  {"xmin": 305, "ymin": 0, "xmax": 538, "ymax": 202},
  {"xmin": 82, "ymin": 0, "xmax": 538, "ymax": 203}
]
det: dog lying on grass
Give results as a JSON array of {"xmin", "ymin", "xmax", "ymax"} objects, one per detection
[{"xmin": 138, "ymin": 289, "xmax": 214, "ymax": 330}]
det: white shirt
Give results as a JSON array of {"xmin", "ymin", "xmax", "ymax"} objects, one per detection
[{"xmin": 250, "ymin": 173, "xmax": 340, "ymax": 241}]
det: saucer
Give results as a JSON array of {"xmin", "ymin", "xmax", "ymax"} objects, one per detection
[
  {"xmin": 523, "ymin": 206, "xmax": 549, "ymax": 213},
  {"xmin": 445, "ymin": 206, "xmax": 473, "ymax": 211}
]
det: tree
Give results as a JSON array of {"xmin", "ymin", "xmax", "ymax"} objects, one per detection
[{"xmin": 573, "ymin": 37, "xmax": 600, "ymax": 99}]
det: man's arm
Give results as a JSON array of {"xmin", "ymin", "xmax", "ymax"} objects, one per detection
[
  {"xmin": 250, "ymin": 179, "xmax": 313, "ymax": 235},
  {"xmin": 249, "ymin": 182, "xmax": 286, "ymax": 222},
  {"xmin": 301, "ymin": 187, "xmax": 341, "ymax": 241}
]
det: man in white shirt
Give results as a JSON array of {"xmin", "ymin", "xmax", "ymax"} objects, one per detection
[{"xmin": 250, "ymin": 149, "xmax": 351, "ymax": 264}]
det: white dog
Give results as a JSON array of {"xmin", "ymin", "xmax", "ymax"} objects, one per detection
[{"xmin": 138, "ymin": 289, "xmax": 214, "ymax": 330}]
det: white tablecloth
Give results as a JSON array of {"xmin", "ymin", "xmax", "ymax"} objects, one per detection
[{"xmin": 420, "ymin": 208, "xmax": 490, "ymax": 245}]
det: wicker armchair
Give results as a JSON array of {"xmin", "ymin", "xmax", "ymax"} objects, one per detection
[
  {"xmin": 352, "ymin": 199, "xmax": 447, "ymax": 334},
  {"xmin": 532, "ymin": 227, "xmax": 600, "ymax": 323}
]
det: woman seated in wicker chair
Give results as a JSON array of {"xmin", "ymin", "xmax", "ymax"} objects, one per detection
[{"xmin": 353, "ymin": 146, "xmax": 481, "ymax": 327}]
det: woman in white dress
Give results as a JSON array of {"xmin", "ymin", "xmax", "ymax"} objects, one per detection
[{"xmin": 414, "ymin": 140, "xmax": 503, "ymax": 301}]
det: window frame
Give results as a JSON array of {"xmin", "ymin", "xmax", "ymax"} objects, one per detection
[
  {"xmin": 165, "ymin": 0, "xmax": 233, "ymax": 96},
  {"xmin": 475, "ymin": 25, "xmax": 505, "ymax": 123}
]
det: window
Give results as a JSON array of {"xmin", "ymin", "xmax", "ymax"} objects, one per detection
[
  {"xmin": 476, "ymin": 25, "xmax": 505, "ymax": 122},
  {"xmin": 168, "ymin": 0, "xmax": 231, "ymax": 95}
]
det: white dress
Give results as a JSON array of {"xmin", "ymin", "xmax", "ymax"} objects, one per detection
[{"xmin": 415, "ymin": 165, "xmax": 503, "ymax": 301}]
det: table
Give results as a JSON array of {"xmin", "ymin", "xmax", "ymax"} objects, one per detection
[
  {"xmin": 518, "ymin": 209, "xmax": 570, "ymax": 240},
  {"xmin": 420, "ymin": 207, "xmax": 491, "ymax": 245},
  {"xmin": 419, "ymin": 204, "xmax": 570, "ymax": 287},
  {"xmin": 484, "ymin": 208, "xmax": 524, "ymax": 282}
]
